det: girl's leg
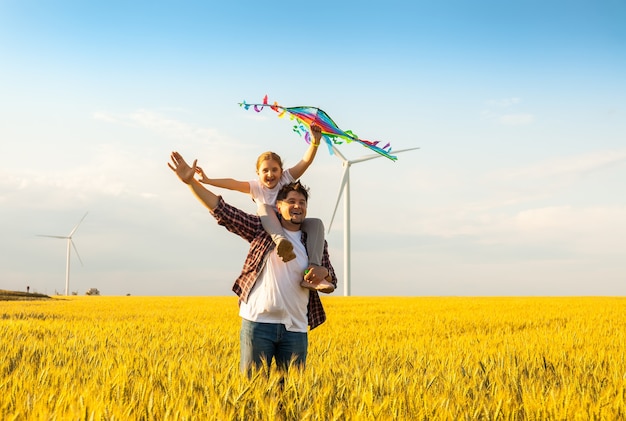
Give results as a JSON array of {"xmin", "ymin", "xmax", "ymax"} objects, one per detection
[
  {"xmin": 259, "ymin": 203, "xmax": 295, "ymax": 262},
  {"xmin": 300, "ymin": 217, "xmax": 324, "ymax": 266},
  {"xmin": 300, "ymin": 218, "xmax": 334, "ymax": 292}
]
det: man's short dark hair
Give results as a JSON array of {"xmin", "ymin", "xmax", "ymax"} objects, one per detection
[{"xmin": 276, "ymin": 181, "xmax": 310, "ymax": 202}]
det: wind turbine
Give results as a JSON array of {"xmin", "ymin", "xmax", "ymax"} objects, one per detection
[
  {"xmin": 38, "ymin": 212, "xmax": 88, "ymax": 296},
  {"xmin": 328, "ymin": 147, "xmax": 419, "ymax": 296}
]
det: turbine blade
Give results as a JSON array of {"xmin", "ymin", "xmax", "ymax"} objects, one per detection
[
  {"xmin": 393, "ymin": 147, "xmax": 421, "ymax": 153},
  {"xmin": 37, "ymin": 235, "xmax": 69, "ymax": 239},
  {"xmin": 391, "ymin": 147, "xmax": 421, "ymax": 156},
  {"xmin": 350, "ymin": 147, "xmax": 421, "ymax": 164},
  {"xmin": 330, "ymin": 144, "xmax": 348, "ymax": 163},
  {"xmin": 328, "ymin": 166, "xmax": 349, "ymax": 234},
  {"xmin": 69, "ymin": 212, "xmax": 88, "ymax": 237},
  {"xmin": 350, "ymin": 154, "xmax": 387, "ymax": 164},
  {"xmin": 71, "ymin": 240, "xmax": 84, "ymax": 266}
]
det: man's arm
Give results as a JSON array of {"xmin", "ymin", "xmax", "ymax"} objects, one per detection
[
  {"xmin": 169, "ymin": 151, "xmax": 220, "ymax": 210},
  {"xmin": 169, "ymin": 151, "xmax": 263, "ymax": 243}
]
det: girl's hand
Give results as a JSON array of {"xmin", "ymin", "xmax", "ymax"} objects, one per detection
[
  {"xmin": 311, "ymin": 124, "xmax": 322, "ymax": 146},
  {"xmin": 195, "ymin": 166, "xmax": 209, "ymax": 183}
]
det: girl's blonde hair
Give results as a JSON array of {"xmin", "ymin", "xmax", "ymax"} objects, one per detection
[{"xmin": 255, "ymin": 151, "xmax": 283, "ymax": 171}]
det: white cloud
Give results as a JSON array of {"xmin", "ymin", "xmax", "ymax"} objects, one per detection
[
  {"xmin": 487, "ymin": 97, "xmax": 521, "ymax": 107},
  {"xmin": 499, "ymin": 113, "xmax": 534, "ymax": 125},
  {"xmin": 93, "ymin": 109, "xmax": 225, "ymax": 145},
  {"xmin": 92, "ymin": 111, "xmax": 118, "ymax": 123},
  {"xmin": 508, "ymin": 205, "xmax": 626, "ymax": 253},
  {"xmin": 128, "ymin": 110, "xmax": 219, "ymax": 143},
  {"xmin": 386, "ymin": 147, "xmax": 626, "ymax": 259},
  {"xmin": 493, "ymin": 148, "xmax": 626, "ymax": 181},
  {"xmin": 405, "ymin": 201, "xmax": 626, "ymax": 255},
  {"xmin": 482, "ymin": 97, "xmax": 534, "ymax": 126},
  {"xmin": 0, "ymin": 142, "xmax": 163, "ymax": 211}
]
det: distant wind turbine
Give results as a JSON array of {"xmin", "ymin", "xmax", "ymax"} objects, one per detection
[
  {"xmin": 38, "ymin": 212, "xmax": 88, "ymax": 296},
  {"xmin": 328, "ymin": 147, "xmax": 419, "ymax": 296}
]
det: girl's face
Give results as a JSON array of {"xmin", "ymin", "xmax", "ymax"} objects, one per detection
[{"xmin": 256, "ymin": 159, "xmax": 283, "ymax": 189}]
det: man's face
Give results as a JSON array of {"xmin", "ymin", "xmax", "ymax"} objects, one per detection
[{"xmin": 277, "ymin": 191, "xmax": 307, "ymax": 229}]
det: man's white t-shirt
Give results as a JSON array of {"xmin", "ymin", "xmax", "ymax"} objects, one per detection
[
  {"xmin": 248, "ymin": 170, "xmax": 295, "ymax": 206},
  {"xmin": 239, "ymin": 228, "xmax": 309, "ymax": 332}
]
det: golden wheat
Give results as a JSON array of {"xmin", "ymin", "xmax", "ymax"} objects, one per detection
[{"xmin": 1, "ymin": 296, "xmax": 625, "ymax": 420}]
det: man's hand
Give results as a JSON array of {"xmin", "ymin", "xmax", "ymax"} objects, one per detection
[{"xmin": 168, "ymin": 151, "xmax": 197, "ymax": 184}]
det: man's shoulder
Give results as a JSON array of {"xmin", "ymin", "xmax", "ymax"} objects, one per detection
[{"xmin": 213, "ymin": 197, "xmax": 257, "ymax": 219}]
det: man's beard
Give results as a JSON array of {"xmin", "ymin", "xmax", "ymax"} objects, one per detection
[{"xmin": 284, "ymin": 215, "xmax": 303, "ymax": 225}]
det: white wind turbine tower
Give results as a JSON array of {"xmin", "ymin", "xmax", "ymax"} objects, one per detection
[
  {"xmin": 328, "ymin": 147, "xmax": 419, "ymax": 296},
  {"xmin": 38, "ymin": 212, "xmax": 88, "ymax": 296}
]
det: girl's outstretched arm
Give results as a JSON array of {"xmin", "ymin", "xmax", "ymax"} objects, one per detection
[
  {"xmin": 288, "ymin": 124, "xmax": 322, "ymax": 179},
  {"xmin": 196, "ymin": 166, "xmax": 250, "ymax": 194},
  {"xmin": 169, "ymin": 152, "xmax": 220, "ymax": 210}
]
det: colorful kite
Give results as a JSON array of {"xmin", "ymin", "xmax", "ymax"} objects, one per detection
[{"xmin": 239, "ymin": 95, "xmax": 396, "ymax": 161}]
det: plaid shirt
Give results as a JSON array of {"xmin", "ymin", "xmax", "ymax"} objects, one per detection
[{"xmin": 210, "ymin": 197, "xmax": 337, "ymax": 330}]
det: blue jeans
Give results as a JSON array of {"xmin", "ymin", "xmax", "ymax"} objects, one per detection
[{"xmin": 240, "ymin": 319, "xmax": 308, "ymax": 373}]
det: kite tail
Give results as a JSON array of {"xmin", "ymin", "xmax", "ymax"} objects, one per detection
[
  {"xmin": 239, "ymin": 95, "xmax": 396, "ymax": 161},
  {"xmin": 322, "ymin": 135, "xmax": 335, "ymax": 156}
]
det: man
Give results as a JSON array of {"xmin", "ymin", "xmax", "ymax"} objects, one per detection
[{"xmin": 168, "ymin": 151, "xmax": 337, "ymax": 373}]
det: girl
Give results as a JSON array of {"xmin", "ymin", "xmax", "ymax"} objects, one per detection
[{"xmin": 195, "ymin": 125, "xmax": 333, "ymax": 292}]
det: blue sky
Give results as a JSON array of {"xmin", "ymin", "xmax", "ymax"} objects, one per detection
[{"xmin": 1, "ymin": 1, "xmax": 625, "ymax": 296}]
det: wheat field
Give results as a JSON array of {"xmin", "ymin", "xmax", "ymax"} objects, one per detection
[{"xmin": 1, "ymin": 296, "xmax": 625, "ymax": 420}]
